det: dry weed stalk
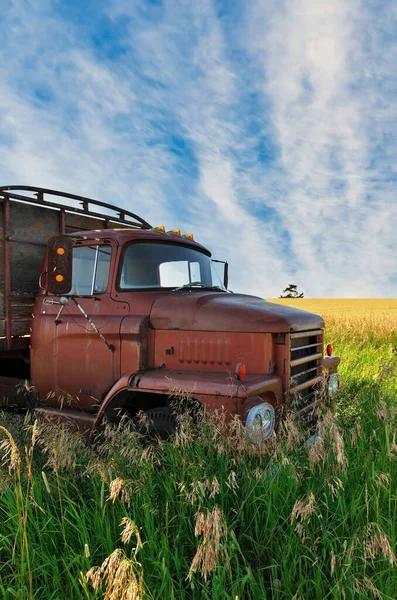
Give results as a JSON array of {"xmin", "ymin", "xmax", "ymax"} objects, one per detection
[
  {"xmin": 308, "ymin": 431, "xmax": 326, "ymax": 468},
  {"xmin": 86, "ymin": 517, "xmax": 144, "ymax": 600},
  {"xmin": 277, "ymin": 412, "xmax": 304, "ymax": 452},
  {"xmin": 389, "ymin": 432, "xmax": 397, "ymax": 459},
  {"xmin": 188, "ymin": 505, "xmax": 229, "ymax": 581},
  {"xmin": 36, "ymin": 420, "xmax": 89, "ymax": 473},
  {"xmin": 327, "ymin": 476, "xmax": 344, "ymax": 499},
  {"xmin": 330, "ymin": 549, "xmax": 336, "ymax": 577},
  {"xmin": 375, "ymin": 473, "xmax": 390, "ymax": 490},
  {"xmin": 291, "ymin": 492, "xmax": 316, "ymax": 524},
  {"xmin": 308, "ymin": 411, "xmax": 347, "ymax": 472},
  {"xmin": 0, "ymin": 425, "xmax": 21, "ymax": 474},
  {"xmin": 120, "ymin": 517, "xmax": 143, "ymax": 553},
  {"xmin": 166, "ymin": 376, "xmax": 197, "ymax": 403},
  {"xmin": 173, "ymin": 411, "xmax": 196, "ymax": 449},
  {"xmin": 108, "ymin": 477, "xmax": 132, "ymax": 507},
  {"xmin": 226, "ymin": 470, "xmax": 239, "ymax": 493},
  {"xmin": 179, "ymin": 475, "xmax": 221, "ymax": 505},
  {"xmin": 200, "ymin": 409, "xmax": 271, "ymax": 460},
  {"xmin": 362, "ymin": 523, "xmax": 396, "ymax": 566},
  {"xmin": 354, "ymin": 576, "xmax": 383, "ymax": 600},
  {"xmin": 86, "ymin": 548, "xmax": 144, "ymax": 600},
  {"xmin": 98, "ymin": 420, "xmax": 146, "ymax": 465}
]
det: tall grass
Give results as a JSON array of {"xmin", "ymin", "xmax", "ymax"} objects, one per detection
[{"xmin": 0, "ymin": 309, "xmax": 396, "ymax": 599}]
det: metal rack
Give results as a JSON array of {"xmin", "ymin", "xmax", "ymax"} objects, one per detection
[{"xmin": 0, "ymin": 185, "xmax": 152, "ymax": 230}]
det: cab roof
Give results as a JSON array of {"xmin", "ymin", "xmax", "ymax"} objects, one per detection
[{"xmin": 70, "ymin": 228, "xmax": 211, "ymax": 255}]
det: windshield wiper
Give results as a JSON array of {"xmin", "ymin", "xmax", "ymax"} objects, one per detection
[{"xmin": 172, "ymin": 283, "xmax": 226, "ymax": 292}]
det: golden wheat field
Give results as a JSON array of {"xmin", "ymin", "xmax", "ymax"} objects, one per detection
[{"xmin": 267, "ymin": 298, "xmax": 397, "ymax": 339}]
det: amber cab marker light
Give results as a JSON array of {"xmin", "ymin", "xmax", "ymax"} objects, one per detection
[
  {"xmin": 168, "ymin": 228, "xmax": 181, "ymax": 235},
  {"xmin": 235, "ymin": 362, "xmax": 247, "ymax": 381},
  {"xmin": 154, "ymin": 225, "xmax": 166, "ymax": 233},
  {"xmin": 56, "ymin": 247, "xmax": 65, "ymax": 255},
  {"xmin": 326, "ymin": 344, "xmax": 333, "ymax": 357},
  {"xmin": 184, "ymin": 233, "xmax": 194, "ymax": 240},
  {"xmin": 55, "ymin": 274, "xmax": 64, "ymax": 283}
]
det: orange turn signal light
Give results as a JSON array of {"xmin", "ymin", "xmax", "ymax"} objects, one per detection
[
  {"xmin": 326, "ymin": 344, "xmax": 333, "ymax": 356},
  {"xmin": 235, "ymin": 362, "xmax": 247, "ymax": 381},
  {"xmin": 55, "ymin": 274, "xmax": 64, "ymax": 283},
  {"xmin": 56, "ymin": 247, "xmax": 65, "ymax": 256}
]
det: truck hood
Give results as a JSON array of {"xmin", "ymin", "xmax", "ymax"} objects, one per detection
[{"xmin": 149, "ymin": 292, "xmax": 324, "ymax": 333}]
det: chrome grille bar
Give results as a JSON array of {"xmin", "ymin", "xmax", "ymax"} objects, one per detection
[{"xmin": 290, "ymin": 330, "xmax": 324, "ymax": 411}]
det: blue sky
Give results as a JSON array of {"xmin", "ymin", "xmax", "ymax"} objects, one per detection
[{"xmin": 1, "ymin": 0, "xmax": 396, "ymax": 297}]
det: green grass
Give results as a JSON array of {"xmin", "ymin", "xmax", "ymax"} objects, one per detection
[{"xmin": 0, "ymin": 321, "xmax": 396, "ymax": 599}]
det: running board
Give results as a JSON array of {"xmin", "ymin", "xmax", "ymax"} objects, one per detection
[{"xmin": 35, "ymin": 407, "xmax": 95, "ymax": 436}]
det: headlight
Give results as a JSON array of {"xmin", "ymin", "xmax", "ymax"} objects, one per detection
[
  {"xmin": 328, "ymin": 373, "xmax": 340, "ymax": 398},
  {"xmin": 245, "ymin": 402, "xmax": 276, "ymax": 441}
]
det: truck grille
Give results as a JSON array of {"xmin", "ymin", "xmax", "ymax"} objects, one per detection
[{"xmin": 290, "ymin": 330, "xmax": 323, "ymax": 416}]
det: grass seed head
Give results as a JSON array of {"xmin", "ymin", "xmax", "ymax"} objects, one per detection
[
  {"xmin": 330, "ymin": 549, "xmax": 336, "ymax": 577},
  {"xmin": 362, "ymin": 523, "xmax": 396, "ymax": 566},
  {"xmin": 0, "ymin": 426, "xmax": 21, "ymax": 474},
  {"xmin": 188, "ymin": 505, "xmax": 229, "ymax": 581},
  {"xmin": 355, "ymin": 576, "xmax": 383, "ymax": 600},
  {"xmin": 108, "ymin": 477, "xmax": 132, "ymax": 507},
  {"xmin": 291, "ymin": 492, "xmax": 316, "ymax": 524},
  {"xmin": 308, "ymin": 432, "xmax": 326, "ymax": 469},
  {"xmin": 226, "ymin": 470, "xmax": 238, "ymax": 492},
  {"xmin": 86, "ymin": 548, "xmax": 144, "ymax": 600},
  {"xmin": 120, "ymin": 517, "xmax": 142, "ymax": 554},
  {"xmin": 277, "ymin": 412, "xmax": 304, "ymax": 452}
]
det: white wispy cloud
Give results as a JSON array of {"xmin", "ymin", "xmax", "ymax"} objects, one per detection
[
  {"xmin": 248, "ymin": 0, "xmax": 397, "ymax": 296},
  {"xmin": 0, "ymin": 0, "xmax": 395, "ymax": 297}
]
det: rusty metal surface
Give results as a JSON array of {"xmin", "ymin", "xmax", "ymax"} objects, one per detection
[
  {"xmin": 127, "ymin": 368, "xmax": 282, "ymax": 402},
  {"xmin": 31, "ymin": 295, "xmax": 124, "ymax": 408},
  {"xmin": 0, "ymin": 190, "xmax": 146, "ymax": 349},
  {"xmin": 150, "ymin": 292, "xmax": 325, "ymax": 333},
  {"xmin": 0, "ymin": 186, "xmax": 152, "ymax": 229},
  {"xmin": 152, "ymin": 330, "xmax": 274, "ymax": 374},
  {"xmin": 91, "ymin": 370, "xmax": 284, "ymax": 437},
  {"xmin": 71, "ymin": 227, "xmax": 210, "ymax": 254}
]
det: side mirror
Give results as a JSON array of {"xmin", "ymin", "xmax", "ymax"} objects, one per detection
[
  {"xmin": 224, "ymin": 262, "xmax": 229, "ymax": 289},
  {"xmin": 47, "ymin": 236, "xmax": 73, "ymax": 295},
  {"xmin": 212, "ymin": 259, "xmax": 229, "ymax": 289}
]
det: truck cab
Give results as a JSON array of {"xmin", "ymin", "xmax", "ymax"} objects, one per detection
[{"xmin": 0, "ymin": 186, "xmax": 340, "ymax": 438}]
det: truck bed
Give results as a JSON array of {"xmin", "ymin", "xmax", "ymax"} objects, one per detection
[{"xmin": 0, "ymin": 186, "xmax": 151, "ymax": 351}]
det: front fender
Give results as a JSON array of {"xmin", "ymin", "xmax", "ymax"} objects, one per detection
[
  {"xmin": 91, "ymin": 369, "xmax": 283, "ymax": 438},
  {"xmin": 90, "ymin": 374, "xmax": 131, "ymax": 440}
]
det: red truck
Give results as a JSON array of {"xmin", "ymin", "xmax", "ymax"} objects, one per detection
[{"xmin": 0, "ymin": 186, "xmax": 339, "ymax": 439}]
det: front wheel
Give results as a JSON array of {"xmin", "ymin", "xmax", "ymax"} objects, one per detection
[{"xmin": 133, "ymin": 407, "xmax": 178, "ymax": 439}]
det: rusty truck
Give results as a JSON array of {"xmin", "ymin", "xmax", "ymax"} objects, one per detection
[{"xmin": 0, "ymin": 185, "xmax": 340, "ymax": 439}]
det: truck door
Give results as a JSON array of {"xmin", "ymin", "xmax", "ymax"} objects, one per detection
[{"xmin": 31, "ymin": 241, "xmax": 128, "ymax": 410}]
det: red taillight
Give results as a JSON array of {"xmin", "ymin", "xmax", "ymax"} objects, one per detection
[
  {"xmin": 326, "ymin": 344, "xmax": 333, "ymax": 356},
  {"xmin": 235, "ymin": 362, "xmax": 246, "ymax": 381}
]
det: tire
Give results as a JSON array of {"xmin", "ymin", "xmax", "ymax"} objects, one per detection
[{"xmin": 134, "ymin": 406, "xmax": 178, "ymax": 440}]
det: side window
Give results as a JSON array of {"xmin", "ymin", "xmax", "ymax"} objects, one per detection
[{"xmin": 69, "ymin": 245, "xmax": 112, "ymax": 295}]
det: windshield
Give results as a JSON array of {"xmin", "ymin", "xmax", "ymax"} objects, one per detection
[{"xmin": 118, "ymin": 242, "xmax": 226, "ymax": 291}]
